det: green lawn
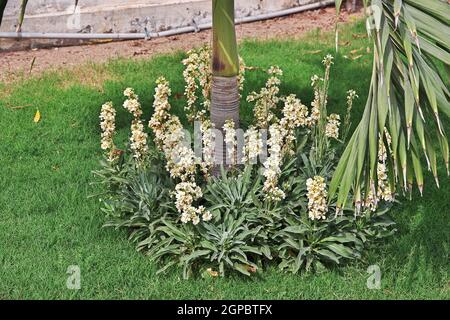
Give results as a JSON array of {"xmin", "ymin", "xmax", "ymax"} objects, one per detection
[{"xmin": 0, "ymin": 22, "xmax": 449, "ymax": 299}]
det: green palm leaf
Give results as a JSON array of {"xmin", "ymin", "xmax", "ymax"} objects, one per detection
[
  {"xmin": 0, "ymin": 0, "xmax": 8, "ymax": 27},
  {"xmin": 1, "ymin": 1, "xmax": 79, "ymax": 30},
  {"xmin": 331, "ymin": 0, "xmax": 450, "ymax": 211},
  {"xmin": 16, "ymin": 0, "xmax": 28, "ymax": 32}
]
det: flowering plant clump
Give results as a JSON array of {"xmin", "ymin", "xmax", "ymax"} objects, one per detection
[{"xmin": 94, "ymin": 52, "xmax": 397, "ymax": 279}]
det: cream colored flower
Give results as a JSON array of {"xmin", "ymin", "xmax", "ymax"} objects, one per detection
[
  {"xmin": 201, "ymin": 207, "xmax": 213, "ymax": 222},
  {"xmin": 363, "ymin": 129, "xmax": 394, "ymax": 211},
  {"xmin": 322, "ymin": 54, "xmax": 334, "ymax": 66},
  {"xmin": 200, "ymin": 120, "xmax": 216, "ymax": 176},
  {"xmin": 268, "ymin": 66, "xmax": 283, "ymax": 76},
  {"xmin": 174, "ymin": 182, "xmax": 209, "ymax": 225},
  {"xmin": 182, "ymin": 46, "xmax": 212, "ymax": 122},
  {"xmin": 347, "ymin": 89, "xmax": 358, "ymax": 104},
  {"xmin": 238, "ymin": 56, "xmax": 246, "ymax": 93},
  {"xmin": 325, "ymin": 113, "xmax": 341, "ymax": 139},
  {"xmin": 223, "ymin": 119, "xmax": 237, "ymax": 166},
  {"xmin": 306, "ymin": 176, "xmax": 328, "ymax": 220},
  {"xmin": 243, "ymin": 126, "xmax": 263, "ymax": 164},
  {"xmin": 99, "ymin": 101, "xmax": 118, "ymax": 162},
  {"xmin": 247, "ymin": 66, "xmax": 282, "ymax": 129},
  {"xmin": 123, "ymin": 88, "xmax": 143, "ymax": 119},
  {"xmin": 280, "ymin": 94, "xmax": 309, "ymax": 154},
  {"xmin": 130, "ymin": 119, "xmax": 148, "ymax": 162},
  {"xmin": 307, "ymin": 89, "xmax": 321, "ymax": 127},
  {"xmin": 149, "ymin": 77, "xmax": 172, "ymax": 148},
  {"xmin": 377, "ymin": 129, "xmax": 394, "ymax": 202},
  {"xmin": 123, "ymin": 87, "xmax": 134, "ymax": 98},
  {"xmin": 263, "ymin": 124, "xmax": 285, "ymax": 201}
]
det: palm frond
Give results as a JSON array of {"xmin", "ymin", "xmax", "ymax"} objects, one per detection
[
  {"xmin": 331, "ymin": 0, "xmax": 450, "ymax": 211},
  {"xmin": 0, "ymin": 0, "xmax": 8, "ymax": 27},
  {"xmin": 16, "ymin": 0, "xmax": 28, "ymax": 32},
  {"xmin": 3, "ymin": 1, "xmax": 79, "ymax": 30}
]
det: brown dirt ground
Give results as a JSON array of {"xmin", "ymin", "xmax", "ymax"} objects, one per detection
[{"xmin": 0, "ymin": 6, "xmax": 363, "ymax": 83}]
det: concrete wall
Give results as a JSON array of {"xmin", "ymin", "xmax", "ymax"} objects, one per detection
[{"xmin": 0, "ymin": 0, "xmax": 324, "ymax": 50}]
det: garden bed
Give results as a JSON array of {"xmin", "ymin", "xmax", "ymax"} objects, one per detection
[{"xmin": 0, "ymin": 21, "xmax": 448, "ymax": 299}]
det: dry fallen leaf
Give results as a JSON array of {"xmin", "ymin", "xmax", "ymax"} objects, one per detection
[
  {"xmin": 305, "ymin": 49, "xmax": 322, "ymax": 54},
  {"xmin": 352, "ymin": 55, "xmax": 363, "ymax": 60},
  {"xmin": 206, "ymin": 268, "xmax": 219, "ymax": 277},
  {"xmin": 350, "ymin": 47, "xmax": 364, "ymax": 55},
  {"xmin": 33, "ymin": 110, "xmax": 41, "ymax": 123},
  {"xmin": 246, "ymin": 265, "xmax": 257, "ymax": 273},
  {"xmin": 352, "ymin": 33, "xmax": 368, "ymax": 39}
]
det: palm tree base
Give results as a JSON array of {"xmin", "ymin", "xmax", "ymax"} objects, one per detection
[{"xmin": 211, "ymin": 75, "xmax": 240, "ymax": 175}]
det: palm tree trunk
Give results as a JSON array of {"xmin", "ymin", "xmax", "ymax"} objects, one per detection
[
  {"xmin": 345, "ymin": 0, "xmax": 357, "ymax": 13},
  {"xmin": 211, "ymin": 0, "xmax": 240, "ymax": 173}
]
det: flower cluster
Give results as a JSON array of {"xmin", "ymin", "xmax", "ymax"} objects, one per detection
[
  {"xmin": 247, "ymin": 66, "xmax": 282, "ymax": 129},
  {"xmin": 162, "ymin": 117, "xmax": 199, "ymax": 181},
  {"xmin": 123, "ymin": 88, "xmax": 143, "ymax": 119},
  {"xmin": 123, "ymin": 88, "xmax": 148, "ymax": 161},
  {"xmin": 280, "ymin": 94, "xmax": 309, "ymax": 154},
  {"xmin": 307, "ymin": 56, "xmax": 334, "ymax": 128},
  {"xmin": 325, "ymin": 113, "xmax": 341, "ymax": 139},
  {"xmin": 223, "ymin": 119, "xmax": 237, "ymax": 166},
  {"xmin": 200, "ymin": 119, "xmax": 216, "ymax": 176},
  {"xmin": 148, "ymin": 77, "xmax": 210, "ymax": 224},
  {"xmin": 149, "ymin": 82, "xmax": 199, "ymax": 181},
  {"xmin": 99, "ymin": 101, "xmax": 117, "ymax": 161},
  {"xmin": 347, "ymin": 89, "xmax": 358, "ymax": 106},
  {"xmin": 307, "ymin": 75, "xmax": 322, "ymax": 126},
  {"xmin": 243, "ymin": 126, "xmax": 263, "ymax": 164},
  {"xmin": 377, "ymin": 130, "xmax": 394, "ymax": 202},
  {"xmin": 175, "ymin": 182, "xmax": 212, "ymax": 225},
  {"xmin": 362, "ymin": 129, "xmax": 394, "ymax": 211},
  {"xmin": 149, "ymin": 77, "xmax": 173, "ymax": 148},
  {"xmin": 322, "ymin": 54, "xmax": 334, "ymax": 67},
  {"xmin": 263, "ymin": 124, "xmax": 285, "ymax": 201},
  {"xmin": 342, "ymin": 89, "xmax": 358, "ymax": 141},
  {"xmin": 182, "ymin": 46, "xmax": 211, "ymax": 122},
  {"xmin": 129, "ymin": 120, "xmax": 148, "ymax": 162},
  {"xmin": 247, "ymin": 70, "xmax": 312, "ymax": 200},
  {"xmin": 306, "ymin": 176, "xmax": 328, "ymax": 220}
]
